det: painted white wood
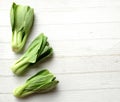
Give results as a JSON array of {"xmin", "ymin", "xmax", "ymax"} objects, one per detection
[
  {"xmin": 0, "ymin": 90, "xmax": 120, "ymax": 102},
  {"xmin": 1, "ymin": 0, "xmax": 120, "ymax": 10},
  {"xmin": 0, "ymin": 0, "xmax": 120, "ymax": 102},
  {"xmin": 1, "ymin": 7, "xmax": 120, "ymax": 26},
  {"xmin": 1, "ymin": 39, "xmax": 120, "ymax": 59},
  {"xmin": 1, "ymin": 56, "xmax": 120, "ymax": 76},
  {"xmin": 0, "ymin": 72, "xmax": 120, "ymax": 93},
  {"xmin": 1, "ymin": 23, "xmax": 120, "ymax": 43}
]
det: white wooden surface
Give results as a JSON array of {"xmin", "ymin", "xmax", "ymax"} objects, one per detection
[{"xmin": 0, "ymin": 0, "xmax": 120, "ymax": 102}]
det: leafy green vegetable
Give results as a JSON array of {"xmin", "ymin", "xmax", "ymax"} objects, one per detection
[
  {"xmin": 11, "ymin": 33, "xmax": 53, "ymax": 75},
  {"xmin": 13, "ymin": 69, "xmax": 59, "ymax": 98},
  {"xmin": 10, "ymin": 2, "xmax": 34, "ymax": 52}
]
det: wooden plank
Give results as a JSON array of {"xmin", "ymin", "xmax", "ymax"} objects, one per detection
[
  {"xmin": 0, "ymin": 72, "xmax": 120, "ymax": 93},
  {"xmin": 0, "ymin": 89, "xmax": 120, "ymax": 102},
  {"xmin": 1, "ymin": 23, "xmax": 120, "ymax": 43},
  {"xmin": 1, "ymin": 7, "xmax": 120, "ymax": 26},
  {"xmin": 0, "ymin": 39, "xmax": 120, "ymax": 59},
  {"xmin": 1, "ymin": 56, "xmax": 120, "ymax": 76},
  {"xmin": 1, "ymin": 0, "xmax": 120, "ymax": 10}
]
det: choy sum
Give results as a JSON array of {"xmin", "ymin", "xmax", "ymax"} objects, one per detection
[
  {"xmin": 10, "ymin": 2, "xmax": 34, "ymax": 52},
  {"xmin": 13, "ymin": 69, "xmax": 59, "ymax": 98},
  {"xmin": 11, "ymin": 34, "xmax": 53, "ymax": 75}
]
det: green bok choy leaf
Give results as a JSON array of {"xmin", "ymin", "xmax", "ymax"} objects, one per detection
[
  {"xmin": 11, "ymin": 34, "xmax": 53, "ymax": 75},
  {"xmin": 10, "ymin": 2, "xmax": 34, "ymax": 52},
  {"xmin": 13, "ymin": 69, "xmax": 59, "ymax": 98}
]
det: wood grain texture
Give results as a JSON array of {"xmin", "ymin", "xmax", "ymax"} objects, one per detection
[
  {"xmin": 1, "ymin": 56, "xmax": 120, "ymax": 76},
  {"xmin": 0, "ymin": 0, "xmax": 120, "ymax": 102},
  {"xmin": 1, "ymin": 90, "xmax": 120, "ymax": 102},
  {"xmin": 1, "ymin": 72, "xmax": 120, "ymax": 93}
]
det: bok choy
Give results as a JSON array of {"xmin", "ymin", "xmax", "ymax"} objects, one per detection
[
  {"xmin": 11, "ymin": 34, "xmax": 53, "ymax": 75},
  {"xmin": 13, "ymin": 69, "xmax": 59, "ymax": 98},
  {"xmin": 10, "ymin": 2, "xmax": 34, "ymax": 52}
]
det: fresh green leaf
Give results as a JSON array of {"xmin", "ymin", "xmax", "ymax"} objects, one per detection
[
  {"xmin": 13, "ymin": 69, "xmax": 59, "ymax": 98},
  {"xmin": 11, "ymin": 34, "xmax": 53, "ymax": 75},
  {"xmin": 10, "ymin": 2, "xmax": 34, "ymax": 52}
]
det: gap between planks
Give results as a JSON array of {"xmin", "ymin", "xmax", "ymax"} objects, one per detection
[
  {"xmin": 0, "ymin": 87, "xmax": 120, "ymax": 94},
  {"xmin": 1, "ymin": 71, "xmax": 120, "ymax": 77}
]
